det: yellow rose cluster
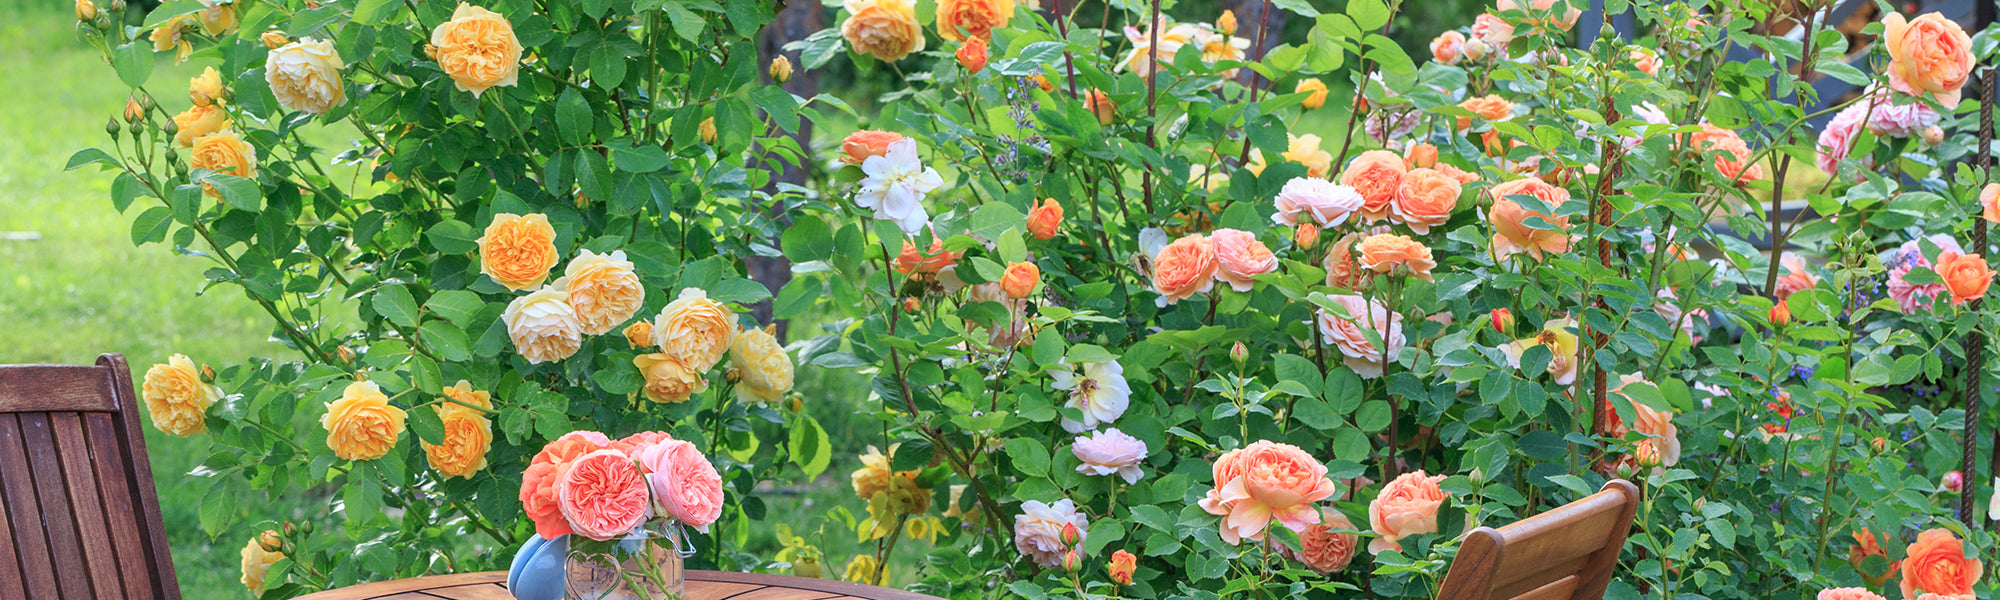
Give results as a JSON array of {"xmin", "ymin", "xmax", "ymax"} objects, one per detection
[
  {"xmin": 475, "ymin": 213, "xmax": 650, "ymax": 364},
  {"xmin": 422, "ymin": 380, "xmax": 494, "ymax": 479},
  {"xmin": 141, "ymin": 354, "xmax": 221, "ymax": 437},
  {"xmin": 631, "ymin": 288, "xmax": 735, "ymax": 403},
  {"xmin": 850, "ymin": 445, "xmax": 932, "ymax": 539}
]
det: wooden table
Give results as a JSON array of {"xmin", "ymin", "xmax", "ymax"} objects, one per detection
[{"xmin": 293, "ymin": 570, "xmax": 941, "ymax": 600}]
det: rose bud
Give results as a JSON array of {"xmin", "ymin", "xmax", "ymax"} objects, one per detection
[
  {"xmin": 1216, "ymin": 10, "xmax": 1238, "ymax": 35},
  {"xmin": 1769, "ymin": 302, "xmax": 1791, "ymax": 327},
  {"xmin": 262, "ymin": 29, "xmax": 289, "ymax": 49},
  {"xmin": 1923, "ymin": 125, "xmax": 1945, "ymax": 146},
  {"xmin": 1872, "ymin": 437, "xmax": 1887, "ymax": 453},
  {"xmin": 1491, "ymin": 308, "xmax": 1514, "ymax": 334},
  {"xmin": 956, "ymin": 37, "xmax": 988, "ymax": 73},
  {"xmin": 1060, "ymin": 522, "xmax": 1081, "ymax": 547},
  {"xmin": 1230, "ymin": 342, "xmax": 1248, "ymax": 365},
  {"xmin": 1943, "ymin": 470, "xmax": 1965, "ymax": 494},
  {"xmin": 1084, "ymin": 89, "xmax": 1117, "ymax": 126},
  {"xmin": 769, "ymin": 55, "xmax": 794, "ymax": 83},
  {"xmin": 1061, "ymin": 549, "xmax": 1082, "ymax": 572},
  {"xmin": 1295, "ymin": 223, "xmax": 1319, "ymax": 250},
  {"xmin": 903, "ymin": 297, "xmax": 921, "ymax": 313}
]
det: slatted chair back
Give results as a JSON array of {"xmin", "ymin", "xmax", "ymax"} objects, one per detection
[
  {"xmin": 1435, "ymin": 479, "xmax": 1640, "ymax": 600},
  {"xmin": 0, "ymin": 354, "xmax": 182, "ymax": 600}
]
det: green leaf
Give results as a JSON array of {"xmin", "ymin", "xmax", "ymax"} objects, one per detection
[
  {"xmin": 410, "ymin": 354, "xmax": 444, "ymax": 394},
  {"xmin": 708, "ymin": 277, "xmax": 773, "ymax": 305},
  {"xmin": 663, "ymin": 2, "xmax": 705, "ymax": 41},
  {"xmin": 750, "ymin": 85, "xmax": 800, "ymax": 134},
  {"xmin": 1274, "ymin": 0, "xmax": 1322, "ymax": 18},
  {"xmin": 113, "ymin": 43, "xmax": 154, "ymax": 88},
  {"xmin": 781, "ymin": 216, "xmax": 833, "ymax": 263},
  {"xmin": 199, "ymin": 483, "xmax": 234, "ymax": 540},
  {"xmin": 1518, "ymin": 429, "xmax": 1567, "ymax": 460},
  {"xmin": 427, "ymin": 220, "xmax": 479, "ymax": 254},
  {"xmin": 373, "ymin": 285, "xmax": 420, "ymax": 328},
  {"xmin": 1273, "ymin": 354, "xmax": 1323, "ymax": 398},
  {"xmin": 557, "ymin": 88, "xmax": 591, "ymax": 146},
  {"xmin": 423, "ymin": 290, "xmax": 485, "ymax": 327},
  {"xmin": 1354, "ymin": 400, "xmax": 1391, "ymax": 432},
  {"xmin": 64, "ymin": 148, "xmax": 118, "ymax": 171},
  {"xmin": 1345, "ymin": 0, "xmax": 1388, "ymax": 30},
  {"xmin": 130, "ymin": 206, "xmax": 172, "ymax": 245},
  {"xmin": 612, "ymin": 141, "xmax": 670, "ymax": 173},
  {"xmin": 409, "ymin": 404, "xmax": 446, "ymax": 445},
  {"xmin": 205, "ymin": 174, "xmax": 262, "ymax": 212},
  {"xmin": 419, "ymin": 320, "xmax": 472, "ymax": 361},
  {"xmin": 1004, "ymin": 437, "xmax": 1050, "ymax": 477},
  {"xmin": 1543, "ymin": 474, "xmax": 1591, "ymax": 495},
  {"xmin": 788, "ymin": 416, "xmax": 832, "ymax": 478}
]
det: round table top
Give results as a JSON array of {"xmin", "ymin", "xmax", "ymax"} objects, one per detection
[{"xmin": 292, "ymin": 570, "xmax": 941, "ymax": 600}]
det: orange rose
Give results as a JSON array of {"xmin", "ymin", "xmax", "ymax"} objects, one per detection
[
  {"xmin": 1393, "ymin": 168, "xmax": 1461, "ymax": 234},
  {"xmin": 1900, "ymin": 528, "xmax": 1982, "ymax": 598},
  {"xmin": 1368, "ymin": 470, "xmax": 1447, "ymax": 554},
  {"xmin": 189, "ymin": 130, "xmax": 258, "ymax": 194},
  {"xmin": 1354, "ymin": 234, "xmax": 1436, "ymax": 281},
  {"xmin": 1883, "ymin": 13, "xmax": 1973, "ymax": 108},
  {"xmin": 957, "ymin": 37, "xmax": 989, "ymax": 72},
  {"xmin": 1296, "ymin": 78, "xmax": 1329, "ymax": 110},
  {"xmin": 1487, "ymin": 178, "xmax": 1572, "ymax": 260},
  {"xmin": 1338, "ymin": 150, "xmax": 1407, "ymax": 222},
  {"xmin": 1152, "ymin": 234, "xmax": 1218, "ymax": 306},
  {"xmin": 1935, "ymin": 252, "xmax": 1992, "ymax": 305},
  {"xmin": 1295, "ymin": 223, "xmax": 1320, "ymax": 250},
  {"xmin": 1457, "ymin": 95, "xmax": 1515, "ymax": 130},
  {"xmin": 842, "ymin": 0, "xmax": 926, "ymax": 62},
  {"xmin": 936, "ymin": 0, "xmax": 1013, "ymax": 42},
  {"xmin": 652, "ymin": 288, "xmax": 738, "ymax": 372},
  {"xmin": 1324, "ymin": 232, "xmax": 1367, "ymax": 289},
  {"xmin": 1405, "ymin": 142, "xmax": 1438, "ymax": 169},
  {"xmin": 1107, "ymin": 549, "xmax": 1136, "ymax": 584},
  {"xmin": 321, "ymin": 381, "xmax": 407, "ymax": 461},
  {"xmin": 1027, "ymin": 198, "xmax": 1063, "ymax": 240},
  {"xmin": 1000, "ymin": 262, "xmax": 1039, "ymax": 298},
  {"xmin": 1981, "ymin": 183, "xmax": 2000, "ymax": 223},
  {"xmin": 429, "ymin": 3, "xmax": 523, "ymax": 97},
  {"xmin": 477, "ymin": 213, "xmax": 558, "ymax": 291},
  {"xmin": 1085, "ymin": 89, "xmax": 1116, "ymax": 126},
  {"xmin": 1211, "ymin": 228, "xmax": 1277, "ymax": 291},
  {"xmin": 841, "ymin": 130, "xmax": 906, "ymax": 165},
  {"xmin": 423, "ymin": 386, "xmax": 492, "ymax": 479},
  {"xmin": 1690, "ymin": 124, "xmax": 1763, "ymax": 183},
  {"xmin": 894, "ymin": 238, "xmax": 962, "ymax": 275},
  {"xmin": 1850, "ymin": 528, "xmax": 1901, "ymax": 587}
]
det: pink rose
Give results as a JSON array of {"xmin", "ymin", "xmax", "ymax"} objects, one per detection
[
  {"xmin": 1368, "ymin": 470, "xmax": 1447, "ymax": 554},
  {"xmin": 1199, "ymin": 440, "xmax": 1338, "ymax": 544},
  {"xmin": 1982, "ymin": 183, "xmax": 2000, "ymax": 224},
  {"xmin": 557, "ymin": 449, "xmax": 652, "ymax": 541},
  {"xmin": 1471, "ymin": 13, "xmax": 1514, "ymax": 54},
  {"xmin": 1072, "ymin": 428, "xmax": 1148, "ymax": 484},
  {"xmin": 1014, "ymin": 499, "xmax": 1088, "ymax": 568},
  {"xmin": 610, "ymin": 430, "xmax": 675, "ymax": 456},
  {"xmin": 520, "ymin": 431, "xmax": 613, "ymax": 539},
  {"xmin": 1297, "ymin": 507, "xmax": 1360, "ymax": 574},
  {"xmin": 638, "ymin": 440, "xmax": 724, "ymax": 531},
  {"xmin": 1868, "ymin": 94, "xmax": 1941, "ymax": 137},
  {"xmin": 1817, "ymin": 103, "xmax": 1867, "ymax": 176},
  {"xmin": 1273, "ymin": 177, "xmax": 1365, "ymax": 228},
  {"xmin": 1430, "ymin": 31, "xmax": 1464, "ymax": 65},
  {"xmin": 1817, "ymin": 587, "xmax": 1886, "ymax": 600},
  {"xmin": 1211, "ymin": 228, "xmax": 1278, "ymax": 292},
  {"xmin": 1317, "ymin": 294, "xmax": 1406, "ymax": 379}
]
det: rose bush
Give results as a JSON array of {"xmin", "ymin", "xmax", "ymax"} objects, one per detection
[{"xmin": 60, "ymin": 0, "xmax": 2000, "ymax": 597}]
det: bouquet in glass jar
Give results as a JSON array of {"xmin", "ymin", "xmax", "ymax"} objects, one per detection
[{"xmin": 519, "ymin": 430, "xmax": 725, "ymax": 600}]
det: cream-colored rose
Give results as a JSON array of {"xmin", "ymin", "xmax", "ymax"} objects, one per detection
[
  {"xmin": 239, "ymin": 530, "xmax": 284, "ymax": 592},
  {"xmin": 652, "ymin": 288, "xmax": 737, "ymax": 372},
  {"xmin": 321, "ymin": 381, "xmax": 408, "ymax": 461},
  {"xmin": 730, "ymin": 324, "xmax": 794, "ymax": 404},
  {"xmin": 505, "ymin": 288, "xmax": 584, "ymax": 364},
  {"xmin": 558, "ymin": 249, "xmax": 644, "ymax": 335},
  {"xmin": 429, "ymin": 3, "xmax": 523, "ymax": 97},
  {"xmin": 635, "ymin": 353, "xmax": 710, "ymax": 403},
  {"xmin": 171, "ymin": 104, "xmax": 231, "ymax": 147},
  {"xmin": 266, "ymin": 38, "xmax": 348, "ymax": 115},
  {"xmin": 190, "ymin": 66, "xmax": 225, "ymax": 106},
  {"xmin": 142, "ymin": 354, "xmax": 220, "ymax": 437},
  {"xmin": 841, "ymin": 0, "xmax": 926, "ymax": 62}
]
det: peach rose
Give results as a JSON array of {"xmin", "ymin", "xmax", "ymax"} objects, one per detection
[
  {"xmin": 653, "ymin": 288, "xmax": 737, "ymax": 371},
  {"xmin": 1318, "ymin": 293, "xmax": 1406, "ymax": 378},
  {"xmin": 320, "ymin": 381, "xmax": 408, "ymax": 461},
  {"xmin": 1367, "ymin": 470, "xmax": 1447, "ymax": 554},
  {"xmin": 957, "ymin": 37, "xmax": 989, "ymax": 72},
  {"xmin": 1297, "ymin": 508, "xmax": 1359, "ymax": 575},
  {"xmin": 171, "ymin": 104, "xmax": 231, "ymax": 147},
  {"xmin": 477, "ymin": 213, "xmax": 558, "ymax": 291},
  {"xmin": 1775, "ymin": 254, "xmax": 1819, "ymax": 300},
  {"xmin": 729, "ymin": 324, "xmax": 794, "ymax": 404},
  {"xmin": 1901, "ymin": 528, "xmax": 1982, "ymax": 598},
  {"xmin": 623, "ymin": 320, "xmax": 654, "ymax": 349},
  {"xmin": 1983, "ymin": 183, "xmax": 2000, "ymax": 223},
  {"xmin": 1470, "ymin": 13, "xmax": 1514, "ymax": 53},
  {"xmin": 1690, "ymin": 124, "xmax": 1763, "ymax": 183},
  {"xmin": 1935, "ymin": 252, "xmax": 1992, "ymax": 305},
  {"xmin": 1152, "ymin": 234, "xmax": 1218, "ymax": 306},
  {"xmin": 1027, "ymin": 198, "xmax": 1063, "ymax": 240},
  {"xmin": 521, "ymin": 432, "xmax": 610, "ymax": 538},
  {"xmin": 1198, "ymin": 440, "xmax": 1337, "ymax": 544},
  {"xmin": 142, "ymin": 354, "xmax": 220, "ymax": 437},
  {"xmin": 1626, "ymin": 391, "xmax": 1680, "ymax": 468},
  {"xmin": 1457, "ymin": 94, "xmax": 1515, "ymax": 130},
  {"xmin": 639, "ymin": 440, "xmax": 725, "ymax": 530},
  {"xmin": 1210, "ymin": 228, "xmax": 1277, "ymax": 292},
  {"xmin": 429, "ymin": 3, "xmax": 523, "ymax": 97},
  {"xmin": 1434, "ymin": 162, "xmax": 1481, "ymax": 184},
  {"xmin": 1392, "ymin": 167, "xmax": 1461, "ymax": 234},
  {"xmin": 842, "ymin": 130, "xmax": 907, "ymax": 165},
  {"xmin": 1248, "ymin": 134, "xmax": 1335, "ymax": 179},
  {"xmin": 1297, "ymin": 78, "xmax": 1329, "ymax": 110},
  {"xmin": 1072, "ymin": 427, "xmax": 1148, "ymax": 484},
  {"xmin": 610, "ymin": 431, "xmax": 676, "ymax": 457},
  {"xmin": 558, "ymin": 449, "xmax": 653, "ymax": 540},
  {"xmin": 1498, "ymin": 0, "xmax": 1581, "ymax": 30},
  {"xmin": 1355, "ymin": 234, "xmax": 1437, "ymax": 281},
  {"xmin": 504, "ymin": 288, "xmax": 584, "ymax": 364},
  {"xmin": 559, "ymin": 249, "xmax": 644, "ymax": 335},
  {"xmin": 1015, "ymin": 499, "xmax": 1088, "ymax": 568},
  {"xmin": 635, "ymin": 353, "xmax": 710, "ymax": 403},
  {"xmin": 1487, "ymin": 178, "xmax": 1573, "ymax": 260},
  {"xmin": 422, "ymin": 400, "xmax": 492, "ymax": 479},
  {"xmin": 1339, "ymin": 150, "xmax": 1407, "ymax": 222},
  {"xmin": 190, "ymin": 67, "xmax": 224, "ymax": 106},
  {"xmin": 1431, "ymin": 31, "xmax": 1465, "ymax": 65},
  {"xmin": 1273, "ymin": 177, "xmax": 1366, "ymax": 228},
  {"xmin": 1324, "ymin": 232, "xmax": 1368, "ymax": 289},
  {"xmin": 936, "ymin": 0, "xmax": 1013, "ymax": 42},
  {"xmin": 239, "ymin": 530, "xmax": 284, "ymax": 592},
  {"xmin": 1108, "ymin": 549, "xmax": 1137, "ymax": 584},
  {"xmin": 1001, "ymin": 262, "xmax": 1040, "ymax": 298},
  {"xmin": 1883, "ymin": 13, "xmax": 1973, "ymax": 108},
  {"xmin": 1630, "ymin": 48, "xmax": 1659, "ymax": 76},
  {"xmin": 190, "ymin": 130, "xmax": 258, "ymax": 188},
  {"xmin": 1405, "ymin": 142, "xmax": 1439, "ymax": 169},
  {"xmin": 1085, "ymin": 88, "xmax": 1117, "ymax": 126},
  {"xmin": 842, "ymin": 0, "xmax": 926, "ymax": 62},
  {"xmin": 894, "ymin": 238, "xmax": 962, "ymax": 275},
  {"xmin": 266, "ymin": 38, "xmax": 348, "ymax": 115},
  {"xmin": 1850, "ymin": 528, "xmax": 1901, "ymax": 587},
  {"xmin": 1817, "ymin": 588, "xmax": 1885, "ymax": 600}
]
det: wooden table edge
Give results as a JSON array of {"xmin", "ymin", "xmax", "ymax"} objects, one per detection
[{"xmin": 292, "ymin": 569, "xmax": 943, "ymax": 600}]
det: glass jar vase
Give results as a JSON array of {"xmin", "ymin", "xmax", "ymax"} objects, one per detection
[{"xmin": 564, "ymin": 520, "xmax": 694, "ymax": 600}]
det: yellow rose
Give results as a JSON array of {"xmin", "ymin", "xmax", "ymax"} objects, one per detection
[
  {"xmin": 429, "ymin": 3, "xmax": 523, "ymax": 97},
  {"xmin": 730, "ymin": 324, "xmax": 794, "ymax": 404},
  {"xmin": 841, "ymin": 0, "xmax": 926, "ymax": 62},
  {"xmin": 1247, "ymin": 133, "xmax": 1334, "ymax": 179},
  {"xmin": 266, "ymin": 38, "xmax": 348, "ymax": 115},
  {"xmin": 262, "ymin": 29, "xmax": 289, "ymax": 49},
  {"xmin": 75, "ymin": 0, "xmax": 95, "ymax": 21},
  {"xmin": 151, "ymin": 16, "xmax": 193, "ymax": 61},
  {"xmin": 936, "ymin": 0, "xmax": 1014, "ymax": 42},
  {"xmin": 439, "ymin": 379, "xmax": 492, "ymax": 412},
  {"xmin": 423, "ymin": 401, "xmax": 492, "ymax": 479},
  {"xmin": 652, "ymin": 288, "xmax": 737, "ymax": 372},
  {"xmin": 142, "ymin": 354, "xmax": 220, "ymax": 437},
  {"xmin": 171, "ymin": 103, "xmax": 231, "ymax": 147},
  {"xmin": 558, "ymin": 249, "xmax": 644, "ymax": 335},
  {"xmin": 700, "ymin": 117, "xmax": 718, "ymax": 144},
  {"xmin": 1296, "ymin": 78, "xmax": 1328, "ymax": 110},
  {"xmin": 239, "ymin": 530, "xmax": 284, "ymax": 592},
  {"xmin": 635, "ymin": 353, "xmax": 710, "ymax": 403},
  {"xmin": 504, "ymin": 288, "xmax": 584, "ymax": 364},
  {"xmin": 189, "ymin": 129, "xmax": 258, "ymax": 181},
  {"xmin": 197, "ymin": 0, "xmax": 237, "ymax": 35},
  {"xmin": 321, "ymin": 381, "xmax": 408, "ymax": 461},
  {"xmin": 624, "ymin": 320, "xmax": 655, "ymax": 349},
  {"xmin": 190, "ymin": 67, "xmax": 225, "ymax": 107},
  {"xmin": 477, "ymin": 213, "xmax": 558, "ymax": 290}
]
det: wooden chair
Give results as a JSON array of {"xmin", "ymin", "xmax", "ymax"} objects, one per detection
[
  {"xmin": 0, "ymin": 354, "xmax": 182, "ymax": 599},
  {"xmin": 1436, "ymin": 479, "xmax": 1641, "ymax": 600}
]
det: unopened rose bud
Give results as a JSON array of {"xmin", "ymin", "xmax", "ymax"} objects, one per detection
[
  {"xmin": 1923, "ymin": 125, "xmax": 1945, "ymax": 146},
  {"xmin": 76, "ymin": 0, "xmax": 97, "ymax": 22},
  {"xmin": 903, "ymin": 297, "xmax": 921, "ymax": 313},
  {"xmin": 298, "ymin": 520, "xmax": 313, "ymax": 535},
  {"xmin": 1028, "ymin": 74, "xmax": 1055, "ymax": 93},
  {"xmin": 161, "ymin": 119, "xmax": 180, "ymax": 136},
  {"xmin": 1229, "ymin": 342, "xmax": 1247, "ymax": 365},
  {"xmin": 1943, "ymin": 470, "xmax": 1965, "ymax": 494},
  {"xmin": 1061, "ymin": 549, "xmax": 1082, "ymax": 572},
  {"xmin": 1491, "ymin": 308, "xmax": 1513, "ymax": 334},
  {"xmin": 1295, "ymin": 223, "xmax": 1319, "ymax": 250},
  {"xmin": 1084, "ymin": 89, "xmax": 1116, "ymax": 126},
  {"xmin": 769, "ymin": 55, "xmax": 794, "ymax": 84},
  {"xmin": 199, "ymin": 364, "xmax": 216, "ymax": 383},
  {"xmin": 105, "ymin": 117, "xmax": 121, "ymax": 136},
  {"xmin": 787, "ymin": 396, "xmax": 805, "ymax": 413},
  {"xmin": 1872, "ymin": 437, "xmax": 1887, "ymax": 453},
  {"xmin": 336, "ymin": 346, "xmax": 354, "ymax": 364},
  {"xmin": 1060, "ymin": 522, "xmax": 1081, "ymax": 547},
  {"xmin": 1464, "ymin": 38, "xmax": 1489, "ymax": 61},
  {"xmin": 283, "ymin": 522, "xmax": 296, "ymax": 536},
  {"xmin": 1216, "ymin": 10, "xmax": 1238, "ymax": 35},
  {"xmin": 261, "ymin": 29, "xmax": 288, "ymax": 49},
  {"xmin": 1769, "ymin": 302, "xmax": 1791, "ymax": 327},
  {"xmin": 1616, "ymin": 459, "xmax": 1637, "ymax": 479},
  {"xmin": 1406, "ymin": 142, "xmax": 1439, "ymax": 168},
  {"xmin": 699, "ymin": 117, "xmax": 717, "ymax": 144},
  {"xmin": 124, "ymin": 98, "xmax": 145, "ymax": 124},
  {"xmin": 1468, "ymin": 467, "xmax": 1485, "ymax": 484},
  {"xmin": 956, "ymin": 37, "xmax": 988, "ymax": 73}
]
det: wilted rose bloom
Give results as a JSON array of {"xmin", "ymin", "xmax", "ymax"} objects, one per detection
[
  {"xmin": 1486, "ymin": 178, "xmax": 1573, "ymax": 260},
  {"xmin": 1317, "ymin": 294, "xmax": 1406, "ymax": 379},
  {"xmin": 1900, "ymin": 528, "xmax": 1982, "ymax": 598},
  {"xmin": 1072, "ymin": 428, "xmax": 1148, "ymax": 483},
  {"xmin": 1368, "ymin": 470, "xmax": 1447, "ymax": 554},
  {"xmin": 1211, "ymin": 228, "xmax": 1277, "ymax": 291},
  {"xmin": 1503, "ymin": 318, "xmax": 1580, "ymax": 385},
  {"xmin": 1431, "ymin": 31, "xmax": 1465, "ymax": 65},
  {"xmin": 1273, "ymin": 177, "xmax": 1366, "ymax": 228},
  {"xmin": 1198, "ymin": 440, "xmax": 1337, "ymax": 544},
  {"xmin": 1152, "ymin": 234, "xmax": 1218, "ymax": 306},
  {"xmin": 1354, "ymin": 234, "xmax": 1436, "ymax": 281},
  {"xmin": 1296, "ymin": 507, "xmax": 1359, "ymax": 574},
  {"xmin": 1882, "ymin": 13, "xmax": 1973, "ymax": 108},
  {"xmin": 505, "ymin": 288, "xmax": 584, "ymax": 364},
  {"xmin": 1015, "ymin": 499, "xmax": 1088, "ymax": 568},
  {"xmin": 842, "ymin": 0, "xmax": 925, "ymax": 61}
]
